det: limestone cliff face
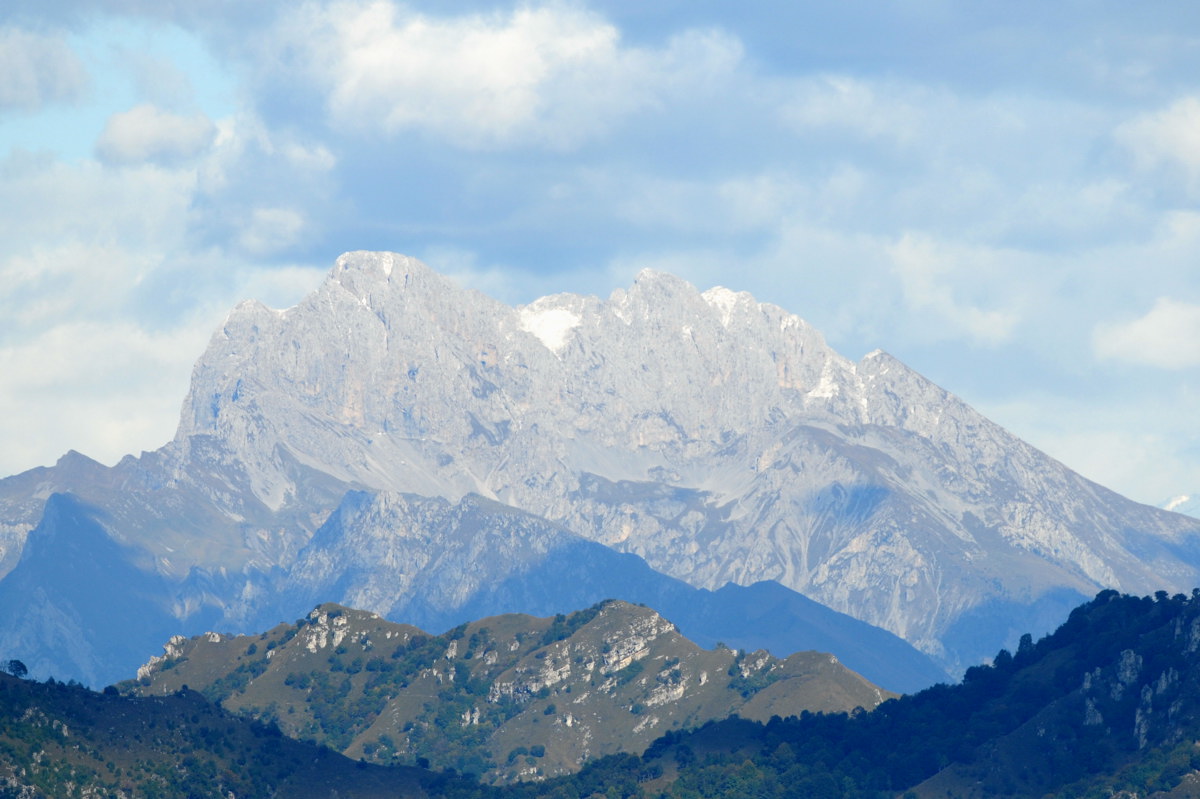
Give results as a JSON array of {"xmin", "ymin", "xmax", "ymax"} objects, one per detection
[{"xmin": 173, "ymin": 252, "xmax": 1200, "ymax": 667}]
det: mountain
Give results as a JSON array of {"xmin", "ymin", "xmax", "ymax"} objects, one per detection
[
  {"xmin": 126, "ymin": 600, "xmax": 893, "ymax": 784},
  {"xmin": 0, "ymin": 493, "xmax": 179, "ymax": 686},
  {"xmin": 157, "ymin": 252, "xmax": 1200, "ymax": 667},
  {"xmin": 2, "ymin": 251, "xmax": 1199, "ymax": 685}
]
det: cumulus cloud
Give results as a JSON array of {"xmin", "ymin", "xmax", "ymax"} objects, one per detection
[
  {"xmin": 981, "ymin": 392, "xmax": 1200, "ymax": 507},
  {"xmin": 1093, "ymin": 297, "xmax": 1200, "ymax": 369},
  {"xmin": 1115, "ymin": 97, "xmax": 1200, "ymax": 189},
  {"xmin": 0, "ymin": 27, "xmax": 88, "ymax": 111},
  {"xmin": 888, "ymin": 233, "xmax": 1020, "ymax": 345},
  {"xmin": 237, "ymin": 207, "xmax": 307, "ymax": 256},
  {"xmin": 0, "ymin": 153, "xmax": 198, "ymax": 328},
  {"xmin": 187, "ymin": 112, "xmax": 336, "ymax": 259},
  {"xmin": 95, "ymin": 103, "xmax": 217, "ymax": 164},
  {"xmin": 0, "ymin": 318, "xmax": 215, "ymax": 472},
  {"xmin": 780, "ymin": 75, "xmax": 929, "ymax": 146},
  {"xmin": 271, "ymin": 1, "xmax": 742, "ymax": 148}
]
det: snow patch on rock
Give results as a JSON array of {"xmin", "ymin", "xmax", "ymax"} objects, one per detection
[
  {"xmin": 519, "ymin": 304, "xmax": 581, "ymax": 353},
  {"xmin": 701, "ymin": 286, "xmax": 747, "ymax": 327}
]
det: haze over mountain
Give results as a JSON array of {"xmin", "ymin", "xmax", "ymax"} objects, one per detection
[{"xmin": 1, "ymin": 251, "xmax": 1198, "ymax": 686}]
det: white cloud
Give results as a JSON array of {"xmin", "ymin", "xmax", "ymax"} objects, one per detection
[
  {"xmin": 0, "ymin": 318, "xmax": 214, "ymax": 472},
  {"xmin": 781, "ymin": 75, "xmax": 929, "ymax": 146},
  {"xmin": 0, "ymin": 27, "xmax": 88, "ymax": 111},
  {"xmin": 1115, "ymin": 97, "xmax": 1200, "ymax": 190},
  {"xmin": 328, "ymin": 2, "xmax": 614, "ymax": 138},
  {"xmin": 272, "ymin": 1, "xmax": 742, "ymax": 149},
  {"xmin": 195, "ymin": 113, "xmax": 272, "ymax": 194},
  {"xmin": 0, "ymin": 155, "xmax": 197, "ymax": 326},
  {"xmin": 237, "ymin": 207, "xmax": 307, "ymax": 256},
  {"xmin": 1093, "ymin": 297, "xmax": 1200, "ymax": 369},
  {"xmin": 95, "ymin": 103, "xmax": 217, "ymax": 164},
  {"xmin": 887, "ymin": 232, "xmax": 1020, "ymax": 345},
  {"xmin": 0, "ymin": 124, "xmax": 336, "ymax": 475},
  {"xmin": 0, "ymin": 242, "xmax": 157, "ymax": 328},
  {"xmin": 980, "ymin": 392, "xmax": 1200, "ymax": 507},
  {"xmin": 609, "ymin": 174, "xmax": 768, "ymax": 234},
  {"xmin": 281, "ymin": 141, "xmax": 336, "ymax": 172},
  {"xmin": 182, "ymin": 111, "xmax": 336, "ymax": 258}
]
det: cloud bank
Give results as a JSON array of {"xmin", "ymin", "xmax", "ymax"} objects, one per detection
[{"xmin": 0, "ymin": 27, "xmax": 87, "ymax": 111}]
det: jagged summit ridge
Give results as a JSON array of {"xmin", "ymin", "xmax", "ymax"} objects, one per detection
[
  {"xmin": 177, "ymin": 251, "xmax": 856, "ymax": 506},
  {"xmin": 165, "ymin": 252, "xmax": 1200, "ymax": 670}
]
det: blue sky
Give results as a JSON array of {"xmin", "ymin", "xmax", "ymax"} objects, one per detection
[{"xmin": 3, "ymin": 1, "xmax": 1200, "ymax": 509}]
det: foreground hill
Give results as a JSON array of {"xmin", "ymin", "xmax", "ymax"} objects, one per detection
[
  {"xmin": 11, "ymin": 591, "xmax": 1200, "ymax": 798},
  {"xmin": 126, "ymin": 600, "xmax": 892, "ymax": 784},
  {"xmin": 548, "ymin": 590, "xmax": 1200, "ymax": 798}
]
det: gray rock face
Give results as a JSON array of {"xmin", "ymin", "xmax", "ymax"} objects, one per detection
[
  {"xmin": 172, "ymin": 252, "xmax": 1200, "ymax": 668},
  {"xmin": 2, "ymin": 251, "xmax": 1198, "ymax": 682}
]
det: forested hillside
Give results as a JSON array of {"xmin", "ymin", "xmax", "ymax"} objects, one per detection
[
  {"xmin": 6, "ymin": 591, "xmax": 1200, "ymax": 797},
  {"xmin": 532, "ymin": 589, "xmax": 1200, "ymax": 799},
  {"xmin": 0, "ymin": 673, "xmax": 457, "ymax": 798}
]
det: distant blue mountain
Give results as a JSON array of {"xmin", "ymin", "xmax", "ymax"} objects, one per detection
[{"xmin": 269, "ymin": 490, "xmax": 949, "ymax": 694}]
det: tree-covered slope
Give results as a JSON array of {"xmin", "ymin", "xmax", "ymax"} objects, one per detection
[
  {"xmin": 0, "ymin": 672, "xmax": 467, "ymax": 799},
  {"xmin": 11, "ymin": 591, "xmax": 1200, "ymax": 798},
  {"xmin": 510, "ymin": 590, "xmax": 1200, "ymax": 799}
]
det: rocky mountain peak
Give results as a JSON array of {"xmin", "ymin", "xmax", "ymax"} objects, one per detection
[
  {"xmin": 6, "ymin": 251, "xmax": 1200, "ymax": 686},
  {"xmin": 158, "ymin": 252, "xmax": 1200, "ymax": 673},
  {"xmin": 326, "ymin": 250, "xmax": 474, "ymax": 317},
  {"xmin": 699, "ymin": 284, "xmax": 760, "ymax": 327}
]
